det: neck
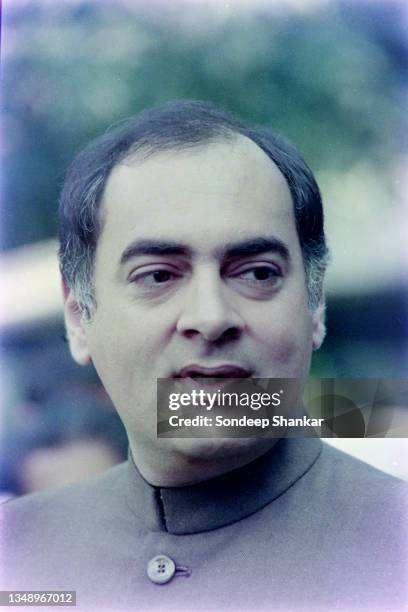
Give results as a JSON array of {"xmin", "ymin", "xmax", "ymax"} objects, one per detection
[{"xmin": 129, "ymin": 437, "xmax": 278, "ymax": 487}]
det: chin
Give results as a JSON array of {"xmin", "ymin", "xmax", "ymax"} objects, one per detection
[{"xmin": 167, "ymin": 436, "xmax": 274, "ymax": 463}]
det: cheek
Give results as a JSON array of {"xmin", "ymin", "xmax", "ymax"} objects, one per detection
[
  {"xmin": 260, "ymin": 328, "xmax": 309, "ymax": 362},
  {"xmin": 86, "ymin": 307, "xmax": 167, "ymax": 381},
  {"xmin": 86, "ymin": 320, "xmax": 153, "ymax": 424},
  {"xmin": 249, "ymin": 306, "xmax": 314, "ymax": 371}
]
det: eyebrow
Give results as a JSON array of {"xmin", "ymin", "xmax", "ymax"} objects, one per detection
[
  {"xmin": 119, "ymin": 236, "xmax": 290, "ymax": 266},
  {"xmin": 120, "ymin": 240, "xmax": 192, "ymax": 265},
  {"xmin": 222, "ymin": 237, "xmax": 290, "ymax": 261}
]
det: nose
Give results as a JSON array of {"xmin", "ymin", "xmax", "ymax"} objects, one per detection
[{"xmin": 176, "ymin": 269, "xmax": 245, "ymax": 343}]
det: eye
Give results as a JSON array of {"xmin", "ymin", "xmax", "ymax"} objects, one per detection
[
  {"xmin": 234, "ymin": 265, "xmax": 282, "ymax": 284},
  {"xmin": 129, "ymin": 268, "xmax": 180, "ymax": 290},
  {"xmin": 149, "ymin": 270, "xmax": 174, "ymax": 283},
  {"xmin": 226, "ymin": 262, "xmax": 284, "ymax": 297}
]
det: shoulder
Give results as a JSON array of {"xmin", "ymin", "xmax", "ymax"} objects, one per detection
[
  {"xmin": 318, "ymin": 441, "xmax": 407, "ymax": 487},
  {"xmin": 310, "ymin": 442, "xmax": 407, "ymax": 518},
  {"xmin": 0, "ymin": 462, "xmax": 132, "ymax": 593},
  {"xmin": 0, "ymin": 462, "xmax": 129, "ymax": 540}
]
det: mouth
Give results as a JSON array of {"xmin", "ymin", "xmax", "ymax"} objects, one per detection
[{"xmin": 173, "ymin": 364, "xmax": 253, "ymax": 379}]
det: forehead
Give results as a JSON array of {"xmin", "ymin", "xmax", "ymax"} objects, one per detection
[{"xmin": 98, "ymin": 135, "xmax": 298, "ymax": 259}]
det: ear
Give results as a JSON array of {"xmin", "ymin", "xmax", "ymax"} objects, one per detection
[
  {"xmin": 62, "ymin": 279, "xmax": 92, "ymax": 366},
  {"xmin": 311, "ymin": 300, "xmax": 326, "ymax": 351}
]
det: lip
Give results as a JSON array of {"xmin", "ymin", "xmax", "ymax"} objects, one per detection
[{"xmin": 174, "ymin": 364, "xmax": 252, "ymax": 379}]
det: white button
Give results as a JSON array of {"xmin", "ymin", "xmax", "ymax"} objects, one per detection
[{"xmin": 147, "ymin": 555, "xmax": 176, "ymax": 584}]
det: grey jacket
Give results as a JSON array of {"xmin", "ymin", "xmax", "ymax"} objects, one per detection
[{"xmin": 1, "ymin": 439, "xmax": 407, "ymax": 611}]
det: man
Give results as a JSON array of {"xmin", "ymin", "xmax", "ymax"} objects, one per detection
[{"xmin": 1, "ymin": 101, "xmax": 406, "ymax": 610}]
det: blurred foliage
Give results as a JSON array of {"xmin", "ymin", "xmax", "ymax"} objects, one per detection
[{"xmin": 1, "ymin": 0, "xmax": 407, "ymax": 250}]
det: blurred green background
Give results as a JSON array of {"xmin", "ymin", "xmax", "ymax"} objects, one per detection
[
  {"xmin": 1, "ymin": 0, "xmax": 407, "ymax": 493},
  {"xmin": 2, "ymin": 0, "xmax": 407, "ymax": 248},
  {"xmin": 2, "ymin": 0, "xmax": 407, "ymax": 371}
]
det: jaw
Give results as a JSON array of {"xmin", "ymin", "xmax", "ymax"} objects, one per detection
[{"xmin": 129, "ymin": 434, "xmax": 278, "ymax": 487}]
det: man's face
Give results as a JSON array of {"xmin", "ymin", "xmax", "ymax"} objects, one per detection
[{"xmin": 66, "ymin": 136, "xmax": 324, "ymax": 477}]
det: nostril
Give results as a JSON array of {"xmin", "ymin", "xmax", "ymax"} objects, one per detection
[
  {"xmin": 182, "ymin": 329, "xmax": 199, "ymax": 339},
  {"xmin": 181, "ymin": 326, "xmax": 241, "ymax": 344},
  {"xmin": 224, "ymin": 327, "xmax": 241, "ymax": 341}
]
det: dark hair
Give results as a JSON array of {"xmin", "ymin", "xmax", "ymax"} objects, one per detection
[{"xmin": 59, "ymin": 99, "xmax": 328, "ymax": 317}]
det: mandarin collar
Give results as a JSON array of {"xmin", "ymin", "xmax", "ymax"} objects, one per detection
[{"xmin": 124, "ymin": 438, "xmax": 322, "ymax": 535}]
